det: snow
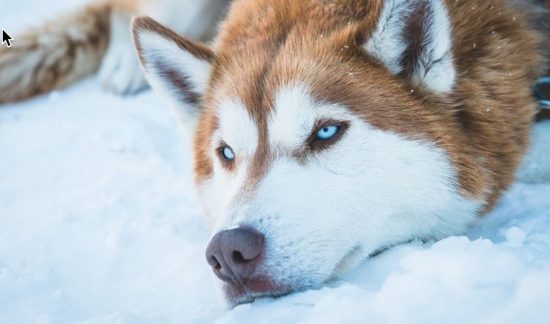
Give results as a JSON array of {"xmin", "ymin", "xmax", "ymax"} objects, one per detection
[{"xmin": 1, "ymin": 3, "xmax": 550, "ymax": 323}]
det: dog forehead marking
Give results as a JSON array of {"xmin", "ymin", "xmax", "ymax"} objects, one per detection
[
  {"xmin": 269, "ymin": 85, "xmax": 315, "ymax": 149},
  {"xmin": 269, "ymin": 85, "xmax": 353, "ymax": 150},
  {"xmin": 216, "ymin": 99, "xmax": 259, "ymax": 156}
]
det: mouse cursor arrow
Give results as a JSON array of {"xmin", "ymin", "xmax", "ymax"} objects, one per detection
[{"xmin": 2, "ymin": 30, "xmax": 13, "ymax": 48}]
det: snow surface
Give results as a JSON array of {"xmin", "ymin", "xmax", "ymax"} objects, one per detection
[{"xmin": 1, "ymin": 2, "xmax": 550, "ymax": 323}]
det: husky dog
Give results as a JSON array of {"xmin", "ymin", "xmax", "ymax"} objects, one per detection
[
  {"xmin": 2, "ymin": 0, "xmax": 549, "ymax": 306},
  {"xmin": 131, "ymin": 0, "xmax": 549, "ymax": 305},
  {"xmin": 0, "ymin": 0, "xmax": 230, "ymax": 103}
]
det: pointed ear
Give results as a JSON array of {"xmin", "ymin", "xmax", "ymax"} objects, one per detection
[
  {"xmin": 365, "ymin": 0, "xmax": 455, "ymax": 93},
  {"xmin": 132, "ymin": 17, "xmax": 214, "ymax": 120}
]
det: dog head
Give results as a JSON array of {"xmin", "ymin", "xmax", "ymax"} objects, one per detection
[{"xmin": 133, "ymin": 0, "xmax": 483, "ymax": 305}]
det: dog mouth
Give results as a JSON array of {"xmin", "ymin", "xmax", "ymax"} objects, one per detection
[
  {"xmin": 223, "ymin": 250, "xmax": 368, "ymax": 306},
  {"xmin": 223, "ymin": 275, "xmax": 294, "ymax": 306},
  {"xmin": 222, "ymin": 246, "xmax": 373, "ymax": 306}
]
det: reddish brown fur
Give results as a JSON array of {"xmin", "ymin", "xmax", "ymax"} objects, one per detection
[
  {"xmin": 0, "ymin": 0, "xmax": 155, "ymax": 104},
  {"xmin": 0, "ymin": 3, "xmax": 110, "ymax": 104},
  {"xmin": 192, "ymin": 0, "xmax": 545, "ymax": 212}
]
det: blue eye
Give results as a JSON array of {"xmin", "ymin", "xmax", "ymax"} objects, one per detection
[
  {"xmin": 316, "ymin": 125, "xmax": 340, "ymax": 140},
  {"xmin": 221, "ymin": 146, "xmax": 235, "ymax": 161}
]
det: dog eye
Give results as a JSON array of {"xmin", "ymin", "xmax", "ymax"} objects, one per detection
[
  {"xmin": 219, "ymin": 145, "xmax": 235, "ymax": 162},
  {"xmin": 308, "ymin": 121, "xmax": 348, "ymax": 151},
  {"xmin": 316, "ymin": 125, "xmax": 340, "ymax": 140}
]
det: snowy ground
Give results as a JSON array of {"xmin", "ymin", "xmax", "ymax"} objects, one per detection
[{"xmin": 1, "ymin": 2, "xmax": 550, "ymax": 323}]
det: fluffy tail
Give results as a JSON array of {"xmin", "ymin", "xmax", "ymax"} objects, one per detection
[{"xmin": 0, "ymin": 4, "xmax": 111, "ymax": 104}]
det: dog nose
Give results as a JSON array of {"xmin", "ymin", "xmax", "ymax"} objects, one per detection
[{"xmin": 206, "ymin": 227, "xmax": 264, "ymax": 284}]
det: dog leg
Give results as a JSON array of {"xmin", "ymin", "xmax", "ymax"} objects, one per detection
[
  {"xmin": 98, "ymin": 10, "xmax": 147, "ymax": 95},
  {"xmin": 98, "ymin": 0, "xmax": 228, "ymax": 96}
]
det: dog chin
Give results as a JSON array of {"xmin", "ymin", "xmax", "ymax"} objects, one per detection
[
  {"xmin": 222, "ymin": 276, "xmax": 294, "ymax": 306},
  {"xmin": 223, "ymin": 251, "xmax": 371, "ymax": 306}
]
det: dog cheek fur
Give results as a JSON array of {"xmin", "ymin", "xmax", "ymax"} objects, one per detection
[{"xmin": 228, "ymin": 112, "xmax": 480, "ymax": 287}]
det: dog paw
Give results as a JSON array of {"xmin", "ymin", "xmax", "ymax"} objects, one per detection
[
  {"xmin": 98, "ymin": 12, "xmax": 148, "ymax": 96},
  {"xmin": 99, "ymin": 38, "xmax": 148, "ymax": 95}
]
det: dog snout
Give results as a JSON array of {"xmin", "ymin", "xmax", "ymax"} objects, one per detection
[{"xmin": 205, "ymin": 227, "xmax": 264, "ymax": 284}]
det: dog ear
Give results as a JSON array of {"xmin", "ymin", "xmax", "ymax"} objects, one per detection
[
  {"xmin": 365, "ymin": 0, "xmax": 455, "ymax": 93},
  {"xmin": 132, "ymin": 17, "xmax": 214, "ymax": 123}
]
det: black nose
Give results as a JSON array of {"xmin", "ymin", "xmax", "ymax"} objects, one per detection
[{"xmin": 205, "ymin": 227, "xmax": 264, "ymax": 284}]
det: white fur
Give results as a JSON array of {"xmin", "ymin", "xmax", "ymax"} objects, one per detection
[
  {"xmin": 135, "ymin": 29, "xmax": 212, "ymax": 135},
  {"xmin": 365, "ymin": 0, "xmax": 456, "ymax": 93},
  {"xmin": 200, "ymin": 85, "xmax": 480, "ymax": 294},
  {"xmin": 102, "ymin": 0, "xmax": 228, "ymax": 95},
  {"xmin": 269, "ymin": 84, "xmax": 321, "ymax": 149},
  {"xmin": 200, "ymin": 99, "xmax": 259, "ymax": 228},
  {"xmin": 100, "ymin": 11, "xmax": 148, "ymax": 95},
  {"xmin": 365, "ymin": 0, "xmax": 410, "ymax": 75},
  {"xmin": 138, "ymin": 30, "xmax": 211, "ymax": 95},
  {"xmin": 215, "ymin": 99, "xmax": 259, "ymax": 157}
]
